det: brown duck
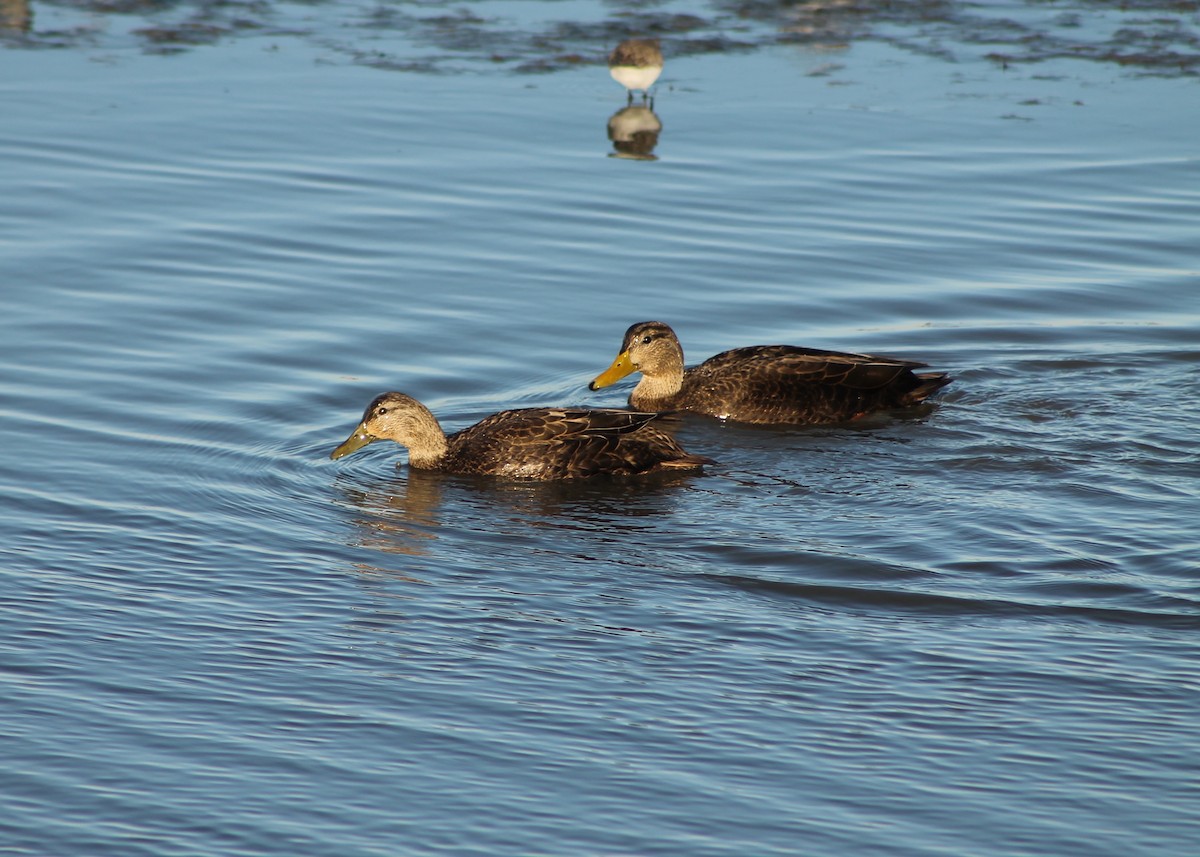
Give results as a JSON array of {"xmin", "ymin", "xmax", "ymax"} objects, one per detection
[
  {"xmin": 589, "ymin": 321, "xmax": 952, "ymax": 425},
  {"xmin": 331, "ymin": 391, "xmax": 712, "ymax": 480}
]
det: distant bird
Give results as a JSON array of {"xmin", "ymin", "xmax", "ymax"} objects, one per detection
[
  {"xmin": 589, "ymin": 321, "xmax": 953, "ymax": 425},
  {"xmin": 608, "ymin": 38, "xmax": 663, "ymax": 104},
  {"xmin": 0, "ymin": 0, "xmax": 33, "ymax": 32},
  {"xmin": 331, "ymin": 391, "xmax": 712, "ymax": 480}
]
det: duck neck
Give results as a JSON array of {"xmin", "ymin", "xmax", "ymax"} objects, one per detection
[
  {"xmin": 404, "ymin": 413, "xmax": 450, "ymax": 469},
  {"xmin": 631, "ymin": 369, "xmax": 683, "ymax": 408}
]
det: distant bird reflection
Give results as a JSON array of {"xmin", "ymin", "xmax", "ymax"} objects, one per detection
[
  {"xmin": 608, "ymin": 38, "xmax": 663, "ymax": 105},
  {"xmin": 607, "ymin": 104, "xmax": 663, "ymax": 161}
]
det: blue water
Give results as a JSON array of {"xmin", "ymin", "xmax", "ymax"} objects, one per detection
[{"xmin": 3, "ymin": 1, "xmax": 1200, "ymax": 855}]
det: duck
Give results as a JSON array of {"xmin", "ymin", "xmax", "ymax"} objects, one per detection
[
  {"xmin": 608, "ymin": 38, "xmax": 663, "ymax": 104},
  {"xmin": 588, "ymin": 321, "xmax": 952, "ymax": 425},
  {"xmin": 330, "ymin": 391, "xmax": 712, "ymax": 480}
]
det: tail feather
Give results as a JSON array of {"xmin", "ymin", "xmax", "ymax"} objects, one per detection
[{"xmin": 905, "ymin": 372, "xmax": 953, "ymax": 404}]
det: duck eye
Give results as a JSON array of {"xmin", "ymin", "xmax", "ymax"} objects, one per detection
[
  {"xmin": 641, "ymin": 335, "xmax": 652, "ymax": 344},
  {"xmin": 377, "ymin": 407, "xmax": 388, "ymax": 416}
]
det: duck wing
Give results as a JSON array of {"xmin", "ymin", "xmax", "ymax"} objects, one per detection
[
  {"xmin": 446, "ymin": 408, "xmax": 707, "ymax": 478},
  {"xmin": 684, "ymin": 346, "xmax": 949, "ymax": 423}
]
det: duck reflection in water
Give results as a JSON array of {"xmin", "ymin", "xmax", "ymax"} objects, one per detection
[
  {"xmin": 333, "ymin": 457, "xmax": 706, "ymax": 563},
  {"xmin": 608, "ymin": 38, "xmax": 663, "ymax": 105},
  {"xmin": 334, "ymin": 468, "xmax": 443, "ymax": 559},
  {"xmin": 607, "ymin": 103, "xmax": 663, "ymax": 161}
]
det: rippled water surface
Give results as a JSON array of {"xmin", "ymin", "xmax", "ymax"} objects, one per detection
[{"xmin": 3, "ymin": 1, "xmax": 1199, "ymax": 855}]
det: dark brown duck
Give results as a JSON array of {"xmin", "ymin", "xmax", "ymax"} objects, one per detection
[
  {"xmin": 589, "ymin": 321, "xmax": 952, "ymax": 425},
  {"xmin": 331, "ymin": 391, "xmax": 712, "ymax": 480}
]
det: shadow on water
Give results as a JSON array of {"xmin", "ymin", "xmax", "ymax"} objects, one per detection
[
  {"xmin": 5, "ymin": 1, "xmax": 1198, "ymax": 77},
  {"xmin": 703, "ymin": 569, "xmax": 1200, "ymax": 631}
]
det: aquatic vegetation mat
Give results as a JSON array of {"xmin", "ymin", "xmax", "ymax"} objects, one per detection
[{"xmin": 5, "ymin": 0, "xmax": 1199, "ymax": 77}]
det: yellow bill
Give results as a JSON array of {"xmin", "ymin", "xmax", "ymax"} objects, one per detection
[
  {"xmin": 589, "ymin": 350, "xmax": 636, "ymax": 390},
  {"xmin": 330, "ymin": 423, "xmax": 376, "ymax": 460}
]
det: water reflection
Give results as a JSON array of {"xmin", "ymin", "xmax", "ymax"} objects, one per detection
[
  {"xmin": 333, "ymin": 469, "xmax": 443, "ymax": 558},
  {"xmin": 334, "ymin": 464, "xmax": 704, "ymax": 559},
  {"xmin": 606, "ymin": 104, "xmax": 663, "ymax": 161},
  {"xmin": 480, "ymin": 471, "xmax": 699, "ymax": 526}
]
